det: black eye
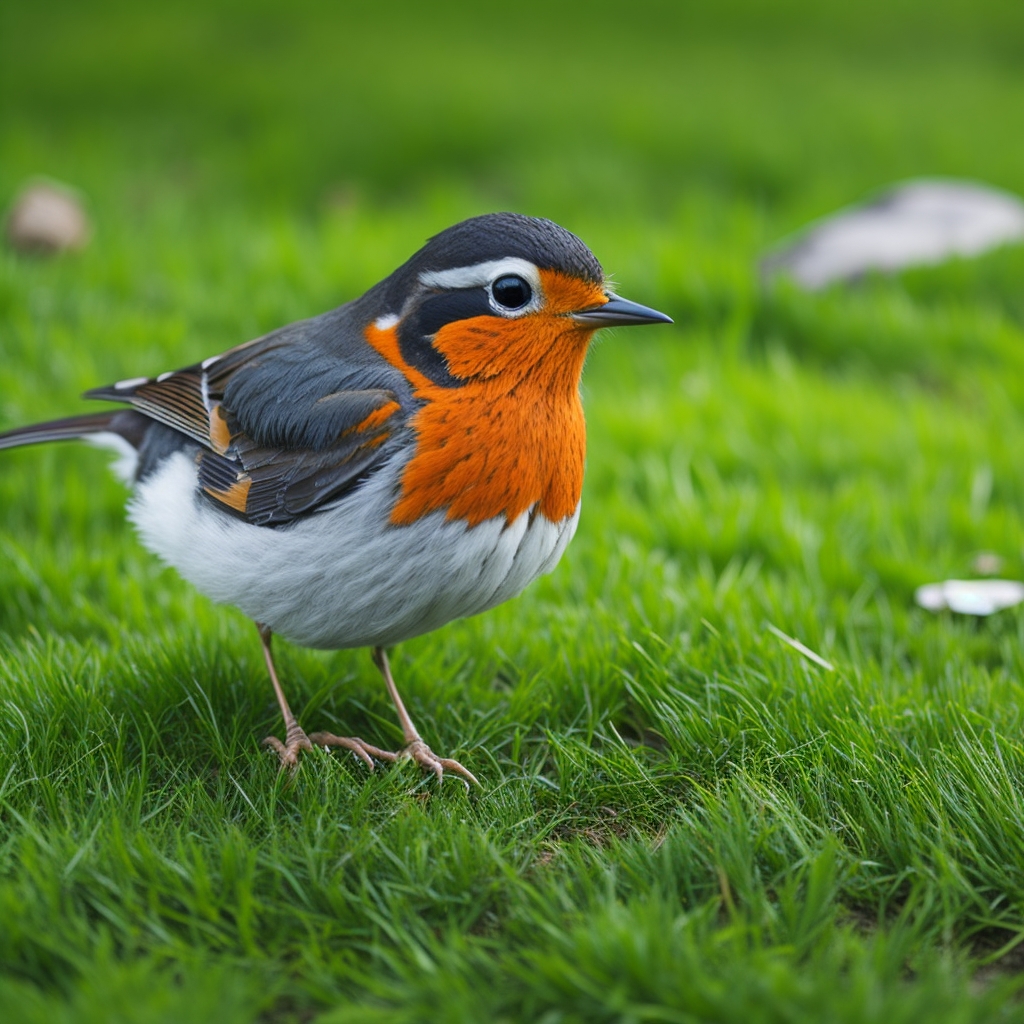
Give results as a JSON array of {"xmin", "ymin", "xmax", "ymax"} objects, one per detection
[{"xmin": 491, "ymin": 274, "xmax": 532, "ymax": 311}]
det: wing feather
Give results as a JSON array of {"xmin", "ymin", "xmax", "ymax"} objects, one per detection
[{"xmin": 85, "ymin": 317, "xmax": 412, "ymax": 525}]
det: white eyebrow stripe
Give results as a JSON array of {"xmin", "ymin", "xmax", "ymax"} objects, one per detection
[{"xmin": 418, "ymin": 257, "xmax": 541, "ymax": 292}]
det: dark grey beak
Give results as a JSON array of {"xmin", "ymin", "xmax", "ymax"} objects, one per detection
[{"xmin": 571, "ymin": 292, "xmax": 673, "ymax": 327}]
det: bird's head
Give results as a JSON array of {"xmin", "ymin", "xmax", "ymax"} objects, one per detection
[{"xmin": 366, "ymin": 212, "xmax": 671, "ymax": 390}]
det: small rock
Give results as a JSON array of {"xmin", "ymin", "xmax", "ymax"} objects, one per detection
[
  {"xmin": 761, "ymin": 179, "xmax": 1024, "ymax": 289},
  {"xmin": 6, "ymin": 179, "xmax": 91, "ymax": 254},
  {"xmin": 915, "ymin": 578, "xmax": 1024, "ymax": 616},
  {"xmin": 971, "ymin": 551, "xmax": 1004, "ymax": 576}
]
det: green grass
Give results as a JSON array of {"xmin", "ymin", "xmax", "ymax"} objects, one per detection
[{"xmin": 3, "ymin": 0, "xmax": 1024, "ymax": 1020}]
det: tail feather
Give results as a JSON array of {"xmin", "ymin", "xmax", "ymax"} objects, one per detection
[{"xmin": 0, "ymin": 409, "xmax": 151, "ymax": 451}]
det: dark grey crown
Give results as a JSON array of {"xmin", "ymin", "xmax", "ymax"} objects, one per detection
[
  {"xmin": 369, "ymin": 213, "xmax": 604, "ymax": 310},
  {"xmin": 419, "ymin": 213, "xmax": 603, "ymax": 282}
]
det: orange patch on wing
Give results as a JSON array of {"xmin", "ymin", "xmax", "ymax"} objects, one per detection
[
  {"xmin": 350, "ymin": 400, "xmax": 401, "ymax": 435},
  {"xmin": 205, "ymin": 475, "xmax": 252, "ymax": 513},
  {"xmin": 208, "ymin": 403, "xmax": 232, "ymax": 454},
  {"xmin": 364, "ymin": 270, "xmax": 606, "ymax": 527}
]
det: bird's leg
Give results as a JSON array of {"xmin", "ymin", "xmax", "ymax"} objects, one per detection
[
  {"xmin": 361, "ymin": 646, "xmax": 479, "ymax": 786},
  {"xmin": 259, "ymin": 623, "xmax": 312, "ymax": 770},
  {"xmin": 258, "ymin": 623, "xmax": 375, "ymax": 772},
  {"xmin": 258, "ymin": 627, "xmax": 477, "ymax": 783}
]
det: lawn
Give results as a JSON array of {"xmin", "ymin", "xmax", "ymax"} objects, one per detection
[{"xmin": 2, "ymin": 0, "xmax": 1024, "ymax": 1020}]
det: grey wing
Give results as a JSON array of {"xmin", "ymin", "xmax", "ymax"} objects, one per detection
[{"xmin": 85, "ymin": 306, "xmax": 415, "ymax": 526}]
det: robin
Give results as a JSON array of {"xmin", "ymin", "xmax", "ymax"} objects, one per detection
[{"xmin": 0, "ymin": 212, "xmax": 672, "ymax": 784}]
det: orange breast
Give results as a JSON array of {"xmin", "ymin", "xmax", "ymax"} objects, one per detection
[{"xmin": 365, "ymin": 270, "xmax": 603, "ymax": 527}]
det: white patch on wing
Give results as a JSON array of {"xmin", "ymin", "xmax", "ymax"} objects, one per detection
[
  {"xmin": 129, "ymin": 452, "xmax": 579, "ymax": 650},
  {"xmin": 85, "ymin": 432, "xmax": 139, "ymax": 483},
  {"xmin": 374, "ymin": 313, "xmax": 400, "ymax": 331},
  {"xmin": 156, "ymin": 371, "xmax": 175, "ymax": 382},
  {"xmin": 200, "ymin": 370, "xmax": 211, "ymax": 413},
  {"xmin": 114, "ymin": 376, "xmax": 150, "ymax": 390},
  {"xmin": 418, "ymin": 257, "xmax": 541, "ymax": 295}
]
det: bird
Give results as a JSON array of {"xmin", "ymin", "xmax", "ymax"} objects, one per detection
[{"xmin": 0, "ymin": 212, "xmax": 672, "ymax": 784}]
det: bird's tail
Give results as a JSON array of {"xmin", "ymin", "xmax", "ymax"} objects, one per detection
[
  {"xmin": 0, "ymin": 410, "xmax": 151, "ymax": 485},
  {"xmin": 0, "ymin": 411, "xmax": 132, "ymax": 451}
]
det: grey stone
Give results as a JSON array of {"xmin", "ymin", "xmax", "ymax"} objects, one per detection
[
  {"xmin": 762, "ymin": 180, "xmax": 1024, "ymax": 289},
  {"xmin": 6, "ymin": 179, "xmax": 91, "ymax": 254}
]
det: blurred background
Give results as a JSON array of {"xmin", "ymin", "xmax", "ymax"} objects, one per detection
[
  {"xmin": 4, "ymin": 0, "xmax": 1023, "ymax": 204},
  {"xmin": 4, "ymin": 3, "xmax": 1024, "ymax": 1020},
  {"xmin": 3, "ymin": 0, "xmax": 1023, "ymax": 270}
]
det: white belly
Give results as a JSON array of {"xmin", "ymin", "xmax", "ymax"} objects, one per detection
[{"xmin": 128, "ymin": 451, "xmax": 580, "ymax": 649}]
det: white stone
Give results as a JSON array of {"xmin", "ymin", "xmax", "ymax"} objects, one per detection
[
  {"xmin": 762, "ymin": 180, "xmax": 1024, "ymax": 289},
  {"xmin": 5, "ymin": 179, "xmax": 91, "ymax": 254},
  {"xmin": 914, "ymin": 579, "xmax": 1024, "ymax": 616}
]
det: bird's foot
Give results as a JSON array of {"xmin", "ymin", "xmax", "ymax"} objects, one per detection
[
  {"xmin": 302, "ymin": 731, "xmax": 382, "ymax": 771},
  {"xmin": 262, "ymin": 725, "xmax": 387, "ymax": 773},
  {"xmin": 262, "ymin": 719, "xmax": 314, "ymax": 773},
  {"xmin": 371, "ymin": 737, "xmax": 480, "ymax": 787},
  {"xmin": 264, "ymin": 725, "xmax": 478, "ymax": 786}
]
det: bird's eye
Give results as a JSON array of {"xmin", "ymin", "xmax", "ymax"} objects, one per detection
[{"xmin": 491, "ymin": 274, "xmax": 532, "ymax": 311}]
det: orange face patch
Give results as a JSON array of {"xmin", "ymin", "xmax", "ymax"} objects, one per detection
[
  {"xmin": 537, "ymin": 268, "xmax": 609, "ymax": 317},
  {"xmin": 366, "ymin": 269, "xmax": 607, "ymax": 527}
]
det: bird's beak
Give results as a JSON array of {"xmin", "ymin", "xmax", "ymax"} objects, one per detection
[{"xmin": 571, "ymin": 292, "xmax": 673, "ymax": 327}]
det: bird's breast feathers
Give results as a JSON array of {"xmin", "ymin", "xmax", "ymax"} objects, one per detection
[{"xmin": 364, "ymin": 305, "xmax": 591, "ymax": 529}]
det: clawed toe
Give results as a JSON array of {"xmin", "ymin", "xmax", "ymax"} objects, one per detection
[
  {"xmin": 309, "ymin": 733, "xmax": 479, "ymax": 786},
  {"xmin": 398, "ymin": 738, "xmax": 480, "ymax": 787},
  {"xmin": 263, "ymin": 727, "xmax": 379, "ymax": 773},
  {"xmin": 262, "ymin": 729, "xmax": 313, "ymax": 772},
  {"xmin": 306, "ymin": 731, "xmax": 382, "ymax": 771}
]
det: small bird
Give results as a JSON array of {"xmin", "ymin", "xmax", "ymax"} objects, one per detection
[{"xmin": 0, "ymin": 213, "xmax": 671, "ymax": 784}]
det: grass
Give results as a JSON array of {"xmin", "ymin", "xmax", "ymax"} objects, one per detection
[{"xmin": 2, "ymin": 0, "xmax": 1024, "ymax": 1020}]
